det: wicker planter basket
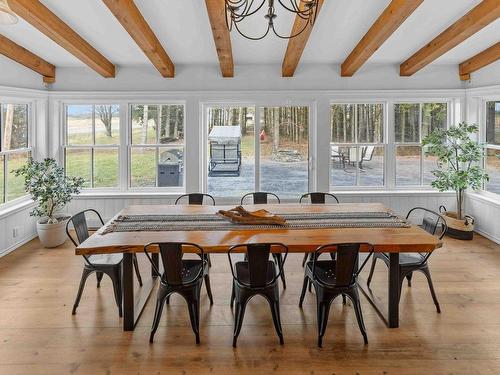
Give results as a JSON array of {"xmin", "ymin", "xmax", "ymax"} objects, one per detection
[{"xmin": 439, "ymin": 206, "xmax": 475, "ymax": 240}]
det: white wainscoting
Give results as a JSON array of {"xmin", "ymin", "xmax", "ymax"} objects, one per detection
[
  {"xmin": 466, "ymin": 193, "xmax": 500, "ymax": 244},
  {"xmin": 0, "ymin": 201, "xmax": 37, "ymax": 257},
  {"xmin": 65, "ymin": 191, "xmax": 456, "ymax": 225}
]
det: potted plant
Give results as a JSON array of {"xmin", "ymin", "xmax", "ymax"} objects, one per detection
[
  {"xmin": 423, "ymin": 122, "xmax": 489, "ymax": 240},
  {"xmin": 14, "ymin": 158, "xmax": 84, "ymax": 248}
]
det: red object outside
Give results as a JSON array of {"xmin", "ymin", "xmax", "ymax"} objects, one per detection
[{"xmin": 260, "ymin": 129, "xmax": 266, "ymax": 141}]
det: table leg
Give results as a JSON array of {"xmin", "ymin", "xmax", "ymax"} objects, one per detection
[
  {"xmin": 122, "ymin": 253, "xmax": 159, "ymax": 331},
  {"xmin": 388, "ymin": 253, "xmax": 400, "ymax": 328}
]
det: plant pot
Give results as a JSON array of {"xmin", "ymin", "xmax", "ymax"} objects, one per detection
[
  {"xmin": 36, "ymin": 216, "xmax": 70, "ymax": 248},
  {"xmin": 439, "ymin": 206, "xmax": 475, "ymax": 240}
]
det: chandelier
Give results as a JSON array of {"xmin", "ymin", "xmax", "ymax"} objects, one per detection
[{"xmin": 225, "ymin": 0, "xmax": 319, "ymax": 40}]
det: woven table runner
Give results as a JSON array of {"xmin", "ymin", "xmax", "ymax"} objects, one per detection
[{"xmin": 101, "ymin": 211, "xmax": 410, "ymax": 234}]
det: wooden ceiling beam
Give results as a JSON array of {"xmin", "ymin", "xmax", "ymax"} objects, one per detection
[
  {"xmin": 282, "ymin": 0, "xmax": 324, "ymax": 77},
  {"xmin": 9, "ymin": 0, "xmax": 115, "ymax": 78},
  {"xmin": 400, "ymin": 0, "xmax": 500, "ymax": 76},
  {"xmin": 102, "ymin": 0, "xmax": 174, "ymax": 78},
  {"xmin": 459, "ymin": 42, "xmax": 500, "ymax": 80},
  {"xmin": 0, "ymin": 34, "xmax": 55, "ymax": 82},
  {"xmin": 341, "ymin": 0, "xmax": 423, "ymax": 77},
  {"xmin": 205, "ymin": 0, "xmax": 234, "ymax": 78}
]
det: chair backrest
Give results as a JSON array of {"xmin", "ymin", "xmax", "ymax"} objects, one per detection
[
  {"xmin": 228, "ymin": 243, "xmax": 288, "ymax": 288},
  {"xmin": 406, "ymin": 207, "xmax": 447, "ymax": 239},
  {"xmin": 66, "ymin": 209, "xmax": 104, "ymax": 247},
  {"xmin": 240, "ymin": 192, "xmax": 281, "ymax": 205},
  {"xmin": 362, "ymin": 146, "xmax": 375, "ymax": 161},
  {"xmin": 300, "ymin": 192, "xmax": 339, "ymax": 204},
  {"xmin": 144, "ymin": 242, "xmax": 205, "ymax": 286},
  {"xmin": 175, "ymin": 193, "xmax": 216, "ymax": 206},
  {"xmin": 312, "ymin": 243, "xmax": 374, "ymax": 288}
]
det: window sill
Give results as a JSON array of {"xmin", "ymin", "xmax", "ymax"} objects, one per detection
[{"xmin": 0, "ymin": 197, "xmax": 35, "ymax": 220}]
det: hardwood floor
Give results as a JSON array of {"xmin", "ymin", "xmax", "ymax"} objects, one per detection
[{"xmin": 1, "ymin": 235, "xmax": 499, "ymax": 374}]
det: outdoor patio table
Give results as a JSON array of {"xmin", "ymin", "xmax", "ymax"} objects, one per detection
[{"xmin": 76, "ymin": 203, "xmax": 442, "ymax": 331}]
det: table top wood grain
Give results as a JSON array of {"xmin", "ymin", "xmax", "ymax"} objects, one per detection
[{"xmin": 75, "ymin": 203, "xmax": 442, "ymax": 255}]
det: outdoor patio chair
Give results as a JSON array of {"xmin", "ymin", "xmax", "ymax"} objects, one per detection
[
  {"xmin": 366, "ymin": 207, "xmax": 447, "ymax": 313},
  {"xmin": 299, "ymin": 242, "xmax": 374, "ymax": 347},
  {"xmin": 228, "ymin": 243, "xmax": 288, "ymax": 347},
  {"xmin": 144, "ymin": 242, "xmax": 213, "ymax": 343},
  {"xmin": 66, "ymin": 209, "xmax": 143, "ymax": 317}
]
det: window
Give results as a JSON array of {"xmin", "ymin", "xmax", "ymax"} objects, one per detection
[
  {"xmin": 485, "ymin": 101, "xmax": 500, "ymax": 194},
  {"xmin": 0, "ymin": 103, "xmax": 31, "ymax": 204},
  {"xmin": 259, "ymin": 106, "xmax": 309, "ymax": 197},
  {"xmin": 394, "ymin": 103, "xmax": 447, "ymax": 186},
  {"xmin": 130, "ymin": 104, "xmax": 185, "ymax": 188},
  {"xmin": 330, "ymin": 103, "xmax": 384, "ymax": 188},
  {"xmin": 64, "ymin": 105, "xmax": 120, "ymax": 188},
  {"xmin": 207, "ymin": 106, "xmax": 255, "ymax": 197}
]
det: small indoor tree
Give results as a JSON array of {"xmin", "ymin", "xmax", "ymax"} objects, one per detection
[
  {"xmin": 14, "ymin": 157, "xmax": 84, "ymax": 223},
  {"xmin": 422, "ymin": 122, "xmax": 489, "ymax": 221}
]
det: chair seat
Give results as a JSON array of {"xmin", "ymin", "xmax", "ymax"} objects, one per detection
[
  {"xmin": 379, "ymin": 252, "xmax": 425, "ymax": 266},
  {"xmin": 172, "ymin": 259, "xmax": 205, "ymax": 284},
  {"xmin": 306, "ymin": 260, "xmax": 337, "ymax": 284},
  {"xmin": 235, "ymin": 261, "xmax": 277, "ymax": 285},
  {"xmin": 88, "ymin": 253, "xmax": 123, "ymax": 266}
]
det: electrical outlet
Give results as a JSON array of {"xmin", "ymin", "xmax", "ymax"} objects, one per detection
[{"xmin": 12, "ymin": 227, "xmax": 19, "ymax": 238}]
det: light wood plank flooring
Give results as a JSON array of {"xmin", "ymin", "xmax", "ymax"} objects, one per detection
[{"xmin": 0, "ymin": 235, "xmax": 499, "ymax": 374}]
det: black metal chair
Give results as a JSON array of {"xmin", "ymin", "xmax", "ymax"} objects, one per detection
[
  {"xmin": 366, "ymin": 207, "xmax": 447, "ymax": 313},
  {"xmin": 299, "ymin": 192, "xmax": 340, "ymax": 267},
  {"xmin": 239, "ymin": 192, "xmax": 286, "ymax": 289},
  {"xmin": 175, "ymin": 193, "xmax": 216, "ymax": 205},
  {"xmin": 144, "ymin": 242, "xmax": 213, "ymax": 343},
  {"xmin": 240, "ymin": 192, "xmax": 280, "ymax": 205},
  {"xmin": 66, "ymin": 209, "xmax": 143, "ymax": 317},
  {"xmin": 299, "ymin": 243, "xmax": 374, "ymax": 347},
  {"xmin": 228, "ymin": 243, "xmax": 288, "ymax": 347}
]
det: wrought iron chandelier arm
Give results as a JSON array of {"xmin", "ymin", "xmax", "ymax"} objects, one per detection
[
  {"xmin": 233, "ymin": 19, "xmax": 271, "ymax": 40},
  {"xmin": 276, "ymin": 0, "xmax": 318, "ymax": 16}
]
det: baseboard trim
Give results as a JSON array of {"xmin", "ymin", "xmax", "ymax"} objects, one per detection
[
  {"xmin": 474, "ymin": 228, "xmax": 500, "ymax": 245},
  {"xmin": 0, "ymin": 232, "xmax": 38, "ymax": 258}
]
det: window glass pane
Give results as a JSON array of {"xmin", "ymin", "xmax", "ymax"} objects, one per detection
[
  {"xmin": 396, "ymin": 146, "xmax": 421, "ymax": 186},
  {"xmin": 485, "ymin": 148, "xmax": 500, "ymax": 194},
  {"xmin": 260, "ymin": 106, "xmax": 309, "ymax": 198},
  {"xmin": 67, "ymin": 105, "xmax": 93, "ymax": 145},
  {"xmin": 394, "ymin": 104, "xmax": 419, "ymax": 143},
  {"xmin": 423, "ymin": 145, "xmax": 438, "ymax": 185},
  {"xmin": 359, "ymin": 146, "xmax": 384, "ymax": 186},
  {"xmin": 158, "ymin": 147, "xmax": 184, "ymax": 187},
  {"xmin": 486, "ymin": 101, "xmax": 500, "ymax": 145},
  {"xmin": 331, "ymin": 145, "xmax": 356, "ymax": 186},
  {"xmin": 2, "ymin": 104, "xmax": 28, "ymax": 150},
  {"xmin": 93, "ymin": 148, "xmax": 119, "ymax": 188},
  {"xmin": 65, "ymin": 148, "xmax": 91, "ymax": 188},
  {"xmin": 159, "ymin": 105, "xmax": 184, "ymax": 144},
  {"xmin": 7, "ymin": 151, "xmax": 29, "ymax": 201},
  {"xmin": 331, "ymin": 104, "xmax": 355, "ymax": 143},
  {"xmin": 131, "ymin": 105, "xmax": 158, "ymax": 144},
  {"xmin": 207, "ymin": 107, "xmax": 255, "ymax": 197},
  {"xmin": 0, "ymin": 155, "xmax": 4, "ymax": 204},
  {"xmin": 130, "ymin": 147, "xmax": 156, "ymax": 187},
  {"xmin": 421, "ymin": 103, "xmax": 447, "ymax": 138},
  {"xmin": 357, "ymin": 104, "xmax": 383, "ymax": 143},
  {"xmin": 95, "ymin": 105, "xmax": 119, "ymax": 145}
]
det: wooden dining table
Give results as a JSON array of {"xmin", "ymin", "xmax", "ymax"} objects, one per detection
[{"xmin": 76, "ymin": 203, "xmax": 442, "ymax": 331}]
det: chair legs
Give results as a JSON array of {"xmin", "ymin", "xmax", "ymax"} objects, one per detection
[
  {"xmin": 204, "ymin": 274, "xmax": 214, "ymax": 305},
  {"xmin": 345, "ymin": 288, "xmax": 368, "ymax": 345},
  {"xmin": 366, "ymin": 256, "xmax": 377, "ymax": 287},
  {"xmin": 72, "ymin": 267, "xmax": 93, "ymax": 315},
  {"xmin": 272, "ymin": 254, "xmax": 286, "ymax": 289},
  {"xmin": 232, "ymin": 299, "xmax": 248, "ymax": 348},
  {"xmin": 96, "ymin": 271, "xmax": 104, "ymax": 288},
  {"xmin": 317, "ymin": 300, "xmax": 331, "ymax": 348},
  {"xmin": 150, "ymin": 286, "xmax": 169, "ymax": 343},
  {"xmin": 110, "ymin": 267, "xmax": 123, "ymax": 317},
  {"xmin": 132, "ymin": 255, "xmax": 143, "ymax": 287},
  {"xmin": 302, "ymin": 253, "xmax": 309, "ymax": 267},
  {"xmin": 299, "ymin": 276, "xmax": 308, "ymax": 307},
  {"xmin": 420, "ymin": 266, "xmax": 441, "ymax": 313}
]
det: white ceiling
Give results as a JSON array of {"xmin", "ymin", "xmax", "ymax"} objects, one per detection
[{"xmin": 0, "ymin": 0, "xmax": 498, "ymax": 71}]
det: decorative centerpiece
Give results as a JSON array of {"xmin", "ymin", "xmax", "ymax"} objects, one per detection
[
  {"xmin": 217, "ymin": 206, "xmax": 286, "ymax": 225},
  {"xmin": 423, "ymin": 122, "xmax": 489, "ymax": 240},
  {"xmin": 13, "ymin": 158, "xmax": 84, "ymax": 248}
]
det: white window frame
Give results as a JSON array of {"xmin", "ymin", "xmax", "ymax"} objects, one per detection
[
  {"xmin": 201, "ymin": 101, "xmax": 316, "ymax": 197},
  {"xmin": 482, "ymin": 97, "xmax": 500, "ymax": 198},
  {"xmin": 393, "ymin": 101, "xmax": 452, "ymax": 188},
  {"xmin": 0, "ymin": 100, "xmax": 33, "ymax": 206},
  {"xmin": 128, "ymin": 102, "xmax": 186, "ymax": 192},
  {"xmin": 62, "ymin": 103, "xmax": 121, "ymax": 190},
  {"xmin": 329, "ymin": 101, "xmax": 388, "ymax": 190}
]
